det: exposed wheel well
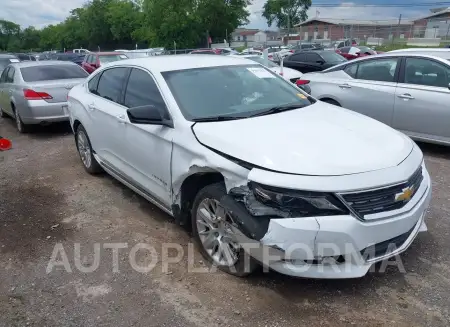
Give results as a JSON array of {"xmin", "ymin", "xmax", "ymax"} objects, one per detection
[
  {"xmin": 320, "ymin": 98, "xmax": 341, "ymax": 106},
  {"xmin": 73, "ymin": 120, "xmax": 81, "ymax": 133},
  {"xmin": 176, "ymin": 172, "xmax": 225, "ymax": 229}
]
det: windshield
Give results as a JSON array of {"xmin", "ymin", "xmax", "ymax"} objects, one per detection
[
  {"xmin": 320, "ymin": 51, "xmax": 347, "ymax": 62},
  {"xmin": 246, "ymin": 56, "xmax": 279, "ymax": 68},
  {"xmin": 162, "ymin": 65, "xmax": 313, "ymax": 121},
  {"xmin": 20, "ymin": 65, "xmax": 88, "ymax": 82},
  {"xmin": 99, "ymin": 54, "xmax": 127, "ymax": 64}
]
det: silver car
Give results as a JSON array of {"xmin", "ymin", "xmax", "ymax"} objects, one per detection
[
  {"xmin": 301, "ymin": 53, "xmax": 450, "ymax": 146},
  {"xmin": 0, "ymin": 61, "xmax": 88, "ymax": 133}
]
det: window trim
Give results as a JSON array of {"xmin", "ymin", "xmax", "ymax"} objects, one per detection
[
  {"xmin": 6, "ymin": 67, "xmax": 15, "ymax": 83},
  {"xmin": 339, "ymin": 56, "xmax": 401, "ymax": 82},
  {"xmin": 87, "ymin": 67, "xmax": 131, "ymax": 106},
  {"xmin": 1, "ymin": 67, "xmax": 10, "ymax": 83},
  {"xmin": 122, "ymin": 66, "xmax": 174, "ymax": 127},
  {"xmin": 398, "ymin": 55, "xmax": 450, "ymax": 88}
]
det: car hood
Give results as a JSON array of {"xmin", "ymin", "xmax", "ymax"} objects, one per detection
[{"xmin": 192, "ymin": 103, "xmax": 413, "ymax": 176}]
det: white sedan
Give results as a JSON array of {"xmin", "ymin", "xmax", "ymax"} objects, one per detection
[{"xmin": 67, "ymin": 55, "xmax": 431, "ymax": 279}]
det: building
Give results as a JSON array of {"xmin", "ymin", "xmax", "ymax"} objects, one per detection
[
  {"xmin": 412, "ymin": 7, "xmax": 450, "ymax": 38},
  {"xmin": 294, "ymin": 18, "xmax": 413, "ymax": 41},
  {"xmin": 231, "ymin": 29, "xmax": 267, "ymax": 43}
]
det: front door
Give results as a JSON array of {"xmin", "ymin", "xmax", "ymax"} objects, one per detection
[
  {"xmin": 392, "ymin": 57, "xmax": 450, "ymax": 142},
  {"xmin": 121, "ymin": 67, "xmax": 173, "ymax": 206}
]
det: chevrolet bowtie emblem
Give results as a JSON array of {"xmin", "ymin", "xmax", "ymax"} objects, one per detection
[{"xmin": 395, "ymin": 186, "xmax": 414, "ymax": 202}]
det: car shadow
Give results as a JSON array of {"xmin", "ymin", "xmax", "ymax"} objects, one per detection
[
  {"xmin": 27, "ymin": 122, "xmax": 73, "ymax": 139},
  {"xmin": 417, "ymin": 141, "xmax": 450, "ymax": 160}
]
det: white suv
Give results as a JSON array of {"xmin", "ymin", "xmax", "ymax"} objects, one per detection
[{"xmin": 67, "ymin": 55, "xmax": 431, "ymax": 278}]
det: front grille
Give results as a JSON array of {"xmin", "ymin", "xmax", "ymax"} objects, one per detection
[
  {"xmin": 360, "ymin": 225, "xmax": 415, "ymax": 260},
  {"xmin": 341, "ymin": 166, "xmax": 423, "ymax": 218}
]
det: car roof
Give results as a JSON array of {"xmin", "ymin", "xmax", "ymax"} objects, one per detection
[
  {"xmin": 389, "ymin": 48, "xmax": 450, "ymax": 52},
  {"xmin": 322, "ymin": 52, "xmax": 450, "ymax": 72},
  {"xmin": 10, "ymin": 60, "xmax": 79, "ymax": 68},
  {"xmin": 0, "ymin": 54, "xmax": 18, "ymax": 58},
  {"xmin": 104, "ymin": 55, "xmax": 257, "ymax": 73}
]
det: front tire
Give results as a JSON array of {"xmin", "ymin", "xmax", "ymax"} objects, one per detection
[
  {"xmin": 191, "ymin": 182, "xmax": 258, "ymax": 277},
  {"xmin": 75, "ymin": 125, "xmax": 102, "ymax": 174}
]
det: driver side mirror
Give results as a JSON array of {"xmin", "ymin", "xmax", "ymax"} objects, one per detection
[{"xmin": 127, "ymin": 105, "xmax": 173, "ymax": 128}]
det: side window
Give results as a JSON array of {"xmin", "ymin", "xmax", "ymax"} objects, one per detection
[
  {"xmin": 84, "ymin": 55, "xmax": 90, "ymax": 63},
  {"xmin": 356, "ymin": 58, "xmax": 398, "ymax": 82},
  {"xmin": 31, "ymin": 56, "xmax": 36, "ymax": 61},
  {"xmin": 124, "ymin": 68, "xmax": 167, "ymax": 112},
  {"xmin": 404, "ymin": 58, "xmax": 450, "ymax": 88},
  {"xmin": 306, "ymin": 53, "xmax": 321, "ymax": 62},
  {"xmin": 0, "ymin": 67, "xmax": 10, "ymax": 83},
  {"xmin": 6, "ymin": 67, "xmax": 15, "ymax": 83},
  {"xmin": 340, "ymin": 47, "xmax": 351, "ymax": 54},
  {"xmin": 291, "ymin": 53, "xmax": 306, "ymax": 61},
  {"xmin": 344, "ymin": 64, "xmax": 358, "ymax": 78},
  {"xmin": 88, "ymin": 72, "xmax": 101, "ymax": 94},
  {"xmin": 90, "ymin": 56, "xmax": 97, "ymax": 64},
  {"xmin": 96, "ymin": 68, "xmax": 128, "ymax": 103}
]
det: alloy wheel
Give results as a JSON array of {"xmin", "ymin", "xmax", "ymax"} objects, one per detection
[{"xmin": 196, "ymin": 198, "xmax": 240, "ymax": 266}]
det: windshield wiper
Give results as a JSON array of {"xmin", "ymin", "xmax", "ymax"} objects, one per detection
[
  {"xmin": 249, "ymin": 104, "xmax": 306, "ymax": 118},
  {"xmin": 192, "ymin": 115, "xmax": 244, "ymax": 122}
]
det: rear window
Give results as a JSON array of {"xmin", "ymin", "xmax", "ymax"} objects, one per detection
[
  {"xmin": 20, "ymin": 65, "xmax": 88, "ymax": 82},
  {"xmin": 98, "ymin": 54, "xmax": 127, "ymax": 64}
]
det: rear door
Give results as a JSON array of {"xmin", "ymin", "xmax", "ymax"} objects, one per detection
[
  {"xmin": 393, "ymin": 56, "xmax": 450, "ymax": 142},
  {"xmin": 331, "ymin": 57, "xmax": 400, "ymax": 126},
  {"xmin": 2, "ymin": 67, "xmax": 16, "ymax": 115},
  {"xmin": 88, "ymin": 67, "xmax": 130, "ymax": 171},
  {"xmin": 0, "ymin": 67, "xmax": 10, "ymax": 112},
  {"xmin": 284, "ymin": 53, "xmax": 307, "ymax": 72}
]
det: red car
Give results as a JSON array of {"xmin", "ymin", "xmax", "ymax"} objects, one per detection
[
  {"xmin": 335, "ymin": 46, "xmax": 380, "ymax": 60},
  {"xmin": 81, "ymin": 52, "xmax": 128, "ymax": 74}
]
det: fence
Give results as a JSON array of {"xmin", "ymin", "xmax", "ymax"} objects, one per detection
[{"xmin": 294, "ymin": 17, "xmax": 450, "ymax": 49}]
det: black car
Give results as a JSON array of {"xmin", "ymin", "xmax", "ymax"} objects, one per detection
[
  {"xmin": 15, "ymin": 53, "xmax": 37, "ymax": 61},
  {"xmin": 283, "ymin": 50, "xmax": 347, "ymax": 73},
  {"xmin": 54, "ymin": 53, "xmax": 85, "ymax": 66},
  {"xmin": 292, "ymin": 43, "xmax": 324, "ymax": 52}
]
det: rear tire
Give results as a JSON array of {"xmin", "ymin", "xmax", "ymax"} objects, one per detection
[
  {"xmin": 75, "ymin": 125, "xmax": 102, "ymax": 174},
  {"xmin": 14, "ymin": 109, "xmax": 29, "ymax": 133},
  {"xmin": 191, "ymin": 182, "xmax": 258, "ymax": 277},
  {"xmin": 321, "ymin": 98, "xmax": 341, "ymax": 107}
]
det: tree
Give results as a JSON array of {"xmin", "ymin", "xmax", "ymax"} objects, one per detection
[{"xmin": 262, "ymin": 0, "xmax": 311, "ymax": 29}]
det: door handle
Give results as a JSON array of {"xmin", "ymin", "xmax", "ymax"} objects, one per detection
[
  {"xmin": 397, "ymin": 93, "xmax": 414, "ymax": 100},
  {"xmin": 116, "ymin": 114, "xmax": 127, "ymax": 124},
  {"xmin": 338, "ymin": 84, "xmax": 351, "ymax": 89},
  {"xmin": 87, "ymin": 103, "xmax": 97, "ymax": 111}
]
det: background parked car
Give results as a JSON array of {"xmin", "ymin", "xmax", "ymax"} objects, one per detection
[
  {"xmin": 0, "ymin": 54, "xmax": 20, "ymax": 74},
  {"xmin": 283, "ymin": 50, "xmax": 347, "ymax": 73},
  {"xmin": 82, "ymin": 52, "xmax": 128, "ymax": 73},
  {"xmin": 0, "ymin": 61, "xmax": 89, "ymax": 132},
  {"xmin": 189, "ymin": 49, "xmax": 219, "ymax": 55},
  {"xmin": 54, "ymin": 53, "xmax": 86, "ymax": 66},
  {"xmin": 292, "ymin": 42, "xmax": 324, "ymax": 51},
  {"xmin": 301, "ymin": 53, "xmax": 450, "ymax": 146},
  {"xmin": 336, "ymin": 46, "xmax": 380, "ymax": 60},
  {"xmin": 15, "ymin": 53, "xmax": 37, "ymax": 62}
]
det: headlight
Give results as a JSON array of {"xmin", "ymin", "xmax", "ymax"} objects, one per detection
[{"xmin": 249, "ymin": 182, "xmax": 348, "ymax": 217}]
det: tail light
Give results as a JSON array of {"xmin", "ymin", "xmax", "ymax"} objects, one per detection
[
  {"xmin": 289, "ymin": 50, "xmax": 294, "ymax": 53},
  {"xmin": 23, "ymin": 89, "xmax": 53, "ymax": 100},
  {"xmin": 296, "ymin": 79, "xmax": 310, "ymax": 86}
]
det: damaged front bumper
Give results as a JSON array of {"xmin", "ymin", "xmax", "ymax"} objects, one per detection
[{"xmin": 220, "ymin": 166, "xmax": 432, "ymax": 279}]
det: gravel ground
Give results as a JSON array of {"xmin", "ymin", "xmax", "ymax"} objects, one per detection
[{"xmin": 0, "ymin": 117, "xmax": 449, "ymax": 327}]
